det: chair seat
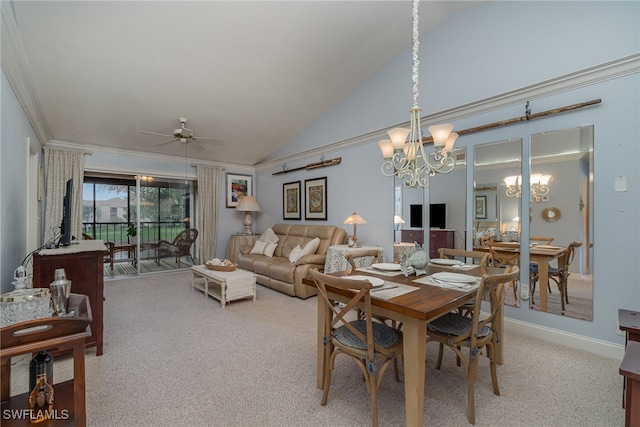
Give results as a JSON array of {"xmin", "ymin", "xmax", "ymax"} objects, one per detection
[
  {"xmin": 529, "ymin": 263, "xmax": 560, "ymax": 274},
  {"xmin": 428, "ymin": 312, "xmax": 491, "ymax": 338},
  {"xmin": 335, "ymin": 320, "xmax": 400, "ymax": 350}
]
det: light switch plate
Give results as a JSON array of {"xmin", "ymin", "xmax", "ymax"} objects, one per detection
[{"xmin": 615, "ymin": 176, "xmax": 627, "ymax": 192}]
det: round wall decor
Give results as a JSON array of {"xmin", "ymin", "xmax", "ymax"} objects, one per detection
[{"xmin": 541, "ymin": 207, "xmax": 561, "ymax": 222}]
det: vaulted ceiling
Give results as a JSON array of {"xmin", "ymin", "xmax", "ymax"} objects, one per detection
[{"xmin": 4, "ymin": 1, "xmax": 484, "ymax": 166}]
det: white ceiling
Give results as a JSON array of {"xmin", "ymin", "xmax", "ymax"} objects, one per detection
[{"xmin": 7, "ymin": 1, "xmax": 484, "ymax": 166}]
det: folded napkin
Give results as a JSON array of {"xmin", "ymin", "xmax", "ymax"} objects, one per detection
[
  {"xmin": 428, "ymin": 263, "xmax": 477, "ymax": 271},
  {"xmin": 413, "ymin": 275, "xmax": 480, "ymax": 291},
  {"xmin": 356, "ymin": 267, "xmax": 404, "ymax": 277}
]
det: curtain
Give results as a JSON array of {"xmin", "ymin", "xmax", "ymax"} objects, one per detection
[
  {"xmin": 196, "ymin": 164, "xmax": 222, "ymax": 263},
  {"xmin": 43, "ymin": 147, "xmax": 85, "ymax": 245}
]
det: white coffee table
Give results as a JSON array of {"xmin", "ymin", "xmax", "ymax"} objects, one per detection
[{"xmin": 191, "ymin": 265, "xmax": 257, "ymax": 308}]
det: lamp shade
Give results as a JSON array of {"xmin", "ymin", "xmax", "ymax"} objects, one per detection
[
  {"xmin": 343, "ymin": 212, "xmax": 366, "ymax": 225},
  {"xmin": 393, "ymin": 215, "xmax": 405, "ymax": 224},
  {"xmin": 236, "ymin": 196, "xmax": 261, "ymax": 212}
]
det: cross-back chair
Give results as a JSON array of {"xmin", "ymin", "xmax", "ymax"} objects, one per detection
[
  {"xmin": 530, "ymin": 236, "xmax": 554, "ymax": 245},
  {"xmin": 344, "ymin": 248, "xmax": 383, "ymax": 273},
  {"xmin": 309, "ymin": 269, "xmax": 403, "ymax": 427},
  {"xmin": 530, "ymin": 241, "xmax": 582, "ymax": 311},
  {"xmin": 488, "ymin": 242, "xmax": 520, "ymax": 302},
  {"xmin": 439, "ymin": 248, "xmax": 490, "ymax": 266},
  {"xmin": 427, "ymin": 266, "xmax": 520, "ymax": 425},
  {"xmin": 155, "ymin": 229, "xmax": 199, "ymax": 267}
]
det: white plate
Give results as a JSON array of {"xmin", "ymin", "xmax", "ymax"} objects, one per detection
[
  {"xmin": 430, "ymin": 258, "xmax": 463, "ymax": 266},
  {"xmin": 371, "ymin": 263, "xmax": 402, "ymax": 271},
  {"xmin": 537, "ymin": 245, "xmax": 563, "ymax": 250},
  {"xmin": 343, "ymin": 275, "xmax": 385, "ymax": 288},
  {"xmin": 432, "ymin": 272, "xmax": 478, "ymax": 283}
]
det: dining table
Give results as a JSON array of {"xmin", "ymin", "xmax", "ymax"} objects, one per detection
[
  {"xmin": 303, "ymin": 262, "xmax": 505, "ymax": 427},
  {"xmin": 475, "ymin": 242, "xmax": 566, "ymax": 311}
]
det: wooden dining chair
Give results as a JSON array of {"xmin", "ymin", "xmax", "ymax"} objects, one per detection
[
  {"xmin": 478, "ymin": 235, "xmax": 494, "ymax": 248},
  {"xmin": 530, "ymin": 236, "xmax": 554, "ymax": 245},
  {"xmin": 344, "ymin": 249, "xmax": 383, "ymax": 273},
  {"xmin": 427, "ymin": 266, "xmax": 520, "ymax": 425},
  {"xmin": 438, "ymin": 248, "xmax": 490, "ymax": 266},
  {"xmin": 530, "ymin": 241, "xmax": 582, "ymax": 311},
  {"xmin": 488, "ymin": 242, "xmax": 520, "ymax": 302},
  {"xmin": 309, "ymin": 269, "xmax": 403, "ymax": 427}
]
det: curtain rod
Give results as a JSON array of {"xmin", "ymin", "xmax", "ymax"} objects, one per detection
[{"xmin": 421, "ymin": 99, "xmax": 601, "ymax": 144}]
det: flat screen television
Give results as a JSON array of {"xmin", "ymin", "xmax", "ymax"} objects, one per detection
[
  {"xmin": 59, "ymin": 178, "xmax": 73, "ymax": 246},
  {"xmin": 429, "ymin": 203, "xmax": 446, "ymax": 229},
  {"xmin": 409, "ymin": 204, "xmax": 423, "ymax": 228}
]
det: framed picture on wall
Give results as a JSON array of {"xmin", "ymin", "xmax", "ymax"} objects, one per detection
[
  {"xmin": 283, "ymin": 181, "xmax": 301, "ymax": 220},
  {"xmin": 226, "ymin": 173, "xmax": 252, "ymax": 208},
  {"xmin": 475, "ymin": 195, "xmax": 487, "ymax": 219},
  {"xmin": 304, "ymin": 177, "xmax": 327, "ymax": 220}
]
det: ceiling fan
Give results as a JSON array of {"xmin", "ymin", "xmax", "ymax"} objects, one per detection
[{"xmin": 140, "ymin": 117, "xmax": 223, "ymax": 150}]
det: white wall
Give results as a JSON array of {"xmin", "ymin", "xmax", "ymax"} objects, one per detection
[
  {"xmin": 1, "ymin": 70, "xmax": 42, "ymax": 293},
  {"xmin": 255, "ymin": 1, "xmax": 640, "ymax": 348}
]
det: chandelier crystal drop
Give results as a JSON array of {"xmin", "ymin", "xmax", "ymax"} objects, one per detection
[{"xmin": 379, "ymin": 0, "xmax": 457, "ymax": 188}]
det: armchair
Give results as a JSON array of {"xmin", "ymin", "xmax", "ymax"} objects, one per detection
[{"xmin": 156, "ymin": 229, "xmax": 199, "ymax": 267}]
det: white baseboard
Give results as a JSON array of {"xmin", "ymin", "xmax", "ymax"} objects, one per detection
[{"xmin": 504, "ymin": 316, "xmax": 625, "ymax": 360}]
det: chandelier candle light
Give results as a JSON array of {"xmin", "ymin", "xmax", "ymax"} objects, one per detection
[
  {"xmin": 504, "ymin": 174, "xmax": 553, "ymax": 198},
  {"xmin": 236, "ymin": 196, "xmax": 261, "ymax": 235},
  {"xmin": 344, "ymin": 212, "xmax": 366, "ymax": 247},
  {"xmin": 379, "ymin": 0, "xmax": 458, "ymax": 188}
]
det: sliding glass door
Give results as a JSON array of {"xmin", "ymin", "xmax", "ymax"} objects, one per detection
[{"xmin": 82, "ymin": 174, "xmax": 197, "ymax": 277}]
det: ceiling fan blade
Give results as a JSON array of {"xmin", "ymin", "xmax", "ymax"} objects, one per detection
[
  {"xmin": 153, "ymin": 139, "xmax": 177, "ymax": 146},
  {"xmin": 193, "ymin": 137, "xmax": 224, "ymax": 146},
  {"xmin": 140, "ymin": 130, "xmax": 172, "ymax": 137},
  {"xmin": 189, "ymin": 141, "xmax": 207, "ymax": 152}
]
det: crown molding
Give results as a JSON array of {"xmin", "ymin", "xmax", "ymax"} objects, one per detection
[
  {"xmin": 46, "ymin": 140, "xmax": 253, "ymax": 179},
  {"xmin": 255, "ymin": 53, "xmax": 639, "ymax": 172},
  {"xmin": 1, "ymin": 2, "xmax": 50, "ymax": 145}
]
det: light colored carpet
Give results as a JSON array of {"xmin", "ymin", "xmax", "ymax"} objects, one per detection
[{"xmin": 8, "ymin": 271, "xmax": 622, "ymax": 426}]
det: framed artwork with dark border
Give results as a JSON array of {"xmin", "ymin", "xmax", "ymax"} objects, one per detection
[
  {"xmin": 304, "ymin": 177, "xmax": 327, "ymax": 220},
  {"xmin": 226, "ymin": 173, "xmax": 252, "ymax": 208},
  {"xmin": 475, "ymin": 195, "xmax": 487, "ymax": 219},
  {"xmin": 283, "ymin": 181, "xmax": 301, "ymax": 220}
]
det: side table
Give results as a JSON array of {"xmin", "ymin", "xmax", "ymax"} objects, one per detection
[
  {"xmin": 225, "ymin": 234, "xmax": 260, "ymax": 264},
  {"xmin": 324, "ymin": 244, "xmax": 385, "ymax": 274},
  {"xmin": 394, "ymin": 242, "xmax": 416, "ymax": 263}
]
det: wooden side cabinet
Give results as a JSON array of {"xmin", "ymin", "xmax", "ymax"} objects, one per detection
[
  {"xmin": 429, "ymin": 229, "xmax": 455, "ymax": 259},
  {"xmin": 32, "ymin": 241, "xmax": 106, "ymax": 356},
  {"xmin": 620, "ymin": 309, "xmax": 640, "ymax": 426},
  {"xmin": 1, "ymin": 295, "xmax": 91, "ymax": 426}
]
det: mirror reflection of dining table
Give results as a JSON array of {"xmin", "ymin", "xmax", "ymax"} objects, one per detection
[
  {"xmin": 474, "ymin": 242, "xmax": 566, "ymax": 311},
  {"xmin": 303, "ymin": 262, "xmax": 505, "ymax": 427}
]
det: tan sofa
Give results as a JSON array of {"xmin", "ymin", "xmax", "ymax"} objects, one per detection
[{"xmin": 237, "ymin": 223, "xmax": 347, "ymax": 299}]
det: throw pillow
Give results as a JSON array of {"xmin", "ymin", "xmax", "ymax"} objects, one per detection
[
  {"xmin": 298, "ymin": 237, "xmax": 320, "ymax": 259},
  {"xmin": 258, "ymin": 227, "xmax": 279, "ymax": 244},
  {"xmin": 288, "ymin": 245, "xmax": 303, "ymax": 263},
  {"xmin": 250, "ymin": 241, "xmax": 278, "ymax": 257}
]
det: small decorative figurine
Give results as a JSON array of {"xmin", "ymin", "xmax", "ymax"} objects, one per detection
[{"xmin": 400, "ymin": 242, "xmax": 429, "ymax": 277}]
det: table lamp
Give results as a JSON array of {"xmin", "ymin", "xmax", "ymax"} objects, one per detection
[
  {"xmin": 343, "ymin": 212, "xmax": 366, "ymax": 247},
  {"xmin": 236, "ymin": 196, "xmax": 261, "ymax": 234},
  {"xmin": 394, "ymin": 215, "xmax": 405, "ymax": 243}
]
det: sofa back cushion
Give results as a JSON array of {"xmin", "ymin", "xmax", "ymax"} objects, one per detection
[{"xmin": 271, "ymin": 224, "xmax": 344, "ymax": 259}]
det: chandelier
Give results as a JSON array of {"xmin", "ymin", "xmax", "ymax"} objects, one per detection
[
  {"xmin": 503, "ymin": 174, "xmax": 553, "ymax": 198},
  {"xmin": 378, "ymin": 0, "xmax": 457, "ymax": 188}
]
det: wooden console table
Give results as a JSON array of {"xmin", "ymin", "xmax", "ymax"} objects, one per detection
[
  {"xmin": 33, "ymin": 240, "xmax": 106, "ymax": 356},
  {"xmin": 619, "ymin": 309, "xmax": 640, "ymax": 426},
  {"xmin": 1, "ymin": 294, "xmax": 91, "ymax": 427}
]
